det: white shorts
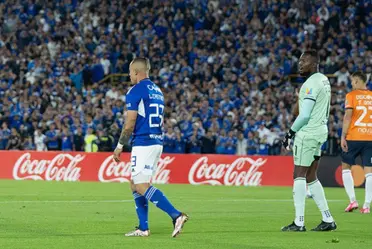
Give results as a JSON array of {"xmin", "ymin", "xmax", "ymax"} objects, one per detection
[{"xmin": 130, "ymin": 145, "xmax": 163, "ymax": 184}]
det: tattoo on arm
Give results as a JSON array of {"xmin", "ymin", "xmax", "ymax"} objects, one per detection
[{"xmin": 118, "ymin": 128, "xmax": 131, "ymax": 146}]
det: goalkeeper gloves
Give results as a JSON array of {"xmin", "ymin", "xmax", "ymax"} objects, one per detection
[{"xmin": 282, "ymin": 129, "xmax": 296, "ymax": 151}]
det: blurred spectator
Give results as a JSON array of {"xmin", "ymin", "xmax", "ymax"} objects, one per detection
[
  {"xmin": 257, "ymin": 124, "xmax": 271, "ymax": 140},
  {"xmin": 96, "ymin": 130, "xmax": 113, "ymax": 152},
  {"xmin": 267, "ymin": 127, "xmax": 281, "ymax": 155},
  {"xmin": 225, "ymin": 131, "xmax": 237, "ymax": 155},
  {"xmin": 164, "ymin": 127, "xmax": 175, "ymax": 153},
  {"xmin": 216, "ymin": 130, "xmax": 228, "ymax": 154},
  {"xmin": 247, "ymin": 132, "xmax": 259, "ymax": 155},
  {"xmin": 73, "ymin": 127, "xmax": 85, "ymax": 152},
  {"xmin": 23, "ymin": 136, "xmax": 35, "ymax": 150},
  {"xmin": 84, "ymin": 127, "xmax": 98, "ymax": 152},
  {"xmin": 173, "ymin": 130, "xmax": 186, "ymax": 153},
  {"xmin": 258, "ymin": 135, "xmax": 270, "ymax": 155},
  {"xmin": 236, "ymin": 132, "xmax": 248, "ymax": 156},
  {"xmin": 334, "ymin": 66, "xmax": 350, "ymax": 87},
  {"xmin": 0, "ymin": 123, "xmax": 11, "ymax": 150},
  {"xmin": 45, "ymin": 124, "xmax": 59, "ymax": 151},
  {"xmin": 201, "ymin": 130, "xmax": 216, "ymax": 154},
  {"xmin": 61, "ymin": 126, "xmax": 73, "ymax": 151},
  {"xmin": 34, "ymin": 129, "xmax": 47, "ymax": 151},
  {"xmin": 6, "ymin": 128, "xmax": 22, "ymax": 150}
]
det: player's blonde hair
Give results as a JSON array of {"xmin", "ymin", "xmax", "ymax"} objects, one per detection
[{"xmin": 131, "ymin": 57, "xmax": 151, "ymax": 74}]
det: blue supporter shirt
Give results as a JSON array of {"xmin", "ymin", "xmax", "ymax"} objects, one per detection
[
  {"xmin": 61, "ymin": 133, "xmax": 73, "ymax": 151},
  {"xmin": 216, "ymin": 136, "xmax": 228, "ymax": 154},
  {"xmin": 163, "ymin": 135, "xmax": 175, "ymax": 153},
  {"xmin": 126, "ymin": 78, "xmax": 164, "ymax": 146},
  {"xmin": 225, "ymin": 137, "xmax": 237, "ymax": 155},
  {"xmin": 173, "ymin": 137, "xmax": 186, "ymax": 153},
  {"xmin": 45, "ymin": 130, "xmax": 59, "ymax": 149},
  {"xmin": 258, "ymin": 144, "xmax": 269, "ymax": 155},
  {"xmin": 247, "ymin": 140, "xmax": 258, "ymax": 155},
  {"xmin": 0, "ymin": 128, "xmax": 11, "ymax": 150}
]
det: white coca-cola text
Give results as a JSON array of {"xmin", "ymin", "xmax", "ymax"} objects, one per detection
[
  {"xmin": 13, "ymin": 153, "xmax": 84, "ymax": 181},
  {"xmin": 188, "ymin": 157, "xmax": 266, "ymax": 186}
]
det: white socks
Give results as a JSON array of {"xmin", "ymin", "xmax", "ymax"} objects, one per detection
[
  {"xmin": 342, "ymin": 169, "xmax": 372, "ymax": 209},
  {"xmin": 364, "ymin": 173, "xmax": 372, "ymax": 209},
  {"xmin": 308, "ymin": 179, "xmax": 334, "ymax": 223},
  {"xmin": 342, "ymin": 169, "xmax": 356, "ymax": 202},
  {"xmin": 293, "ymin": 177, "xmax": 306, "ymax": 226}
]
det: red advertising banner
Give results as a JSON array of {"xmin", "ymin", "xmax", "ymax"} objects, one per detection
[{"xmin": 0, "ymin": 151, "xmax": 294, "ymax": 186}]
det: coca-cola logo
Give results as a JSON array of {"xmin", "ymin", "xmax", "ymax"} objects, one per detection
[
  {"xmin": 98, "ymin": 155, "xmax": 174, "ymax": 184},
  {"xmin": 13, "ymin": 153, "xmax": 84, "ymax": 181},
  {"xmin": 188, "ymin": 157, "xmax": 266, "ymax": 186}
]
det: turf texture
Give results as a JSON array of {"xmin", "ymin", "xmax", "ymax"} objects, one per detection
[{"xmin": 0, "ymin": 180, "xmax": 371, "ymax": 249}]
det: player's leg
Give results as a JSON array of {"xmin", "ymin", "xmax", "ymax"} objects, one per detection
[
  {"xmin": 341, "ymin": 141, "xmax": 360, "ymax": 211},
  {"xmin": 360, "ymin": 142, "xmax": 372, "ymax": 214},
  {"xmin": 306, "ymin": 152, "xmax": 336, "ymax": 231},
  {"xmin": 132, "ymin": 180, "xmax": 149, "ymax": 230},
  {"xmin": 135, "ymin": 180, "xmax": 182, "ymax": 221},
  {"xmin": 125, "ymin": 151, "xmax": 150, "ymax": 237},
  {"xmin": 282, "ymin": 135, "xmax": 307, "ymax": 232},
  {"xmin": 132, "ymin": 145, "xmax": 188, "ymax": 237}
]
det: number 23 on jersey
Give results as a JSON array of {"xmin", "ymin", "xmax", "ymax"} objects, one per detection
[{"xmin": 345, "ymin": 90, "xmax": 372, "ymax": 141}]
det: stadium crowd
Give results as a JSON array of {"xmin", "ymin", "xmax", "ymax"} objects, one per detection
[{"xmin": 0, "ymin": 0, "xmax": 371, "ymax": 155}]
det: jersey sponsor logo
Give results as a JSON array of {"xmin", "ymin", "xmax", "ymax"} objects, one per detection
[
  {"xmin": 149, "ymin": 94, "xmax": 164, "ymax": 101},
  {"xmin": 12, "ymin": 153, "xmax": 84, "ymax": 181},
  {"xmin": 147, "ymin": 84, "xmax": 162, "ymax": 94},
  {"xmin": 306, "ymin": 88, "xmax": 312, "ymax": 95},
  {"xmin": 149, "ymin": 134, "xmax": 163, "ymax": 140},
  {"xmin": 98, "ymin": 155, "xmax": 173, "ymax": 184},
  {"xmin": 126, "ymin": 103, "xmax": 131, "ymax": 108},
  {"xmin": 188, "ymin": 157, "xmax": 266, "ymax": 186}
]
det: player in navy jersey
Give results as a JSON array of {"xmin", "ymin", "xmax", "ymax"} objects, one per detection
[{"xmin": 113, "ymin": 58, "xmax": 188, "ymax": 237}]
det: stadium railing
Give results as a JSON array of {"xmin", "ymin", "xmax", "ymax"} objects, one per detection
[{"xmin": 97, "ymin": 73, "xmax": 129, "ymax": 85}]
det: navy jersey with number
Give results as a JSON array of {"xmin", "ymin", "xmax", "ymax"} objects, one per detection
[{"xmin": 125, "ymin": 78, "xmax": 164, "ymax": 146}]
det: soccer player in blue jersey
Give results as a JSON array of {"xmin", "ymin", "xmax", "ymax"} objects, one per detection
[{"xmin": 113, "ymin": 58, "xmax": 188, "ymax": 237}]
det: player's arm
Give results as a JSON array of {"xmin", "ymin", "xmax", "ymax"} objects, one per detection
[
  {"xmin": 341, "ymin": 93, "xmax": 353, "ymax": 152},
  {"xmin": 113, "ymin": 87, "xmax": 140, "ymax": 162},
  {"xmin": 118, "ymin": 111, "xmax": 137, "ymax": 147},
  {"xmin": 282, "ymin": 98, "xmax": 315, "ymax": 151},
  {"xmin": 290, "ymin": 99, "xmax": 315, "ymax": 132},
  {"xmin": 341, "ymin": 109, "xmax": 353, "ymax": 140},
  {"xmin": 113, "ymin": 111, "xmax": 137, "ymax": 162}
]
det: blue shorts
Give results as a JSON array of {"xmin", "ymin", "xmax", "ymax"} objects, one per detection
[{"xmin": 341, "ymin": 141, "xmax": 372, "ymax": 167}]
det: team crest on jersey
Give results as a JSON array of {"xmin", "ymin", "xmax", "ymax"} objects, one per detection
[{"xmin": 306, "ymin": 88, "xmax": 312, "ymax": 95}]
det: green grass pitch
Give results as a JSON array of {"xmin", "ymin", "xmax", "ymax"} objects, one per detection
[{"xmin": 0, "ymin": 180, "xmax": 371, "ymax": 249}]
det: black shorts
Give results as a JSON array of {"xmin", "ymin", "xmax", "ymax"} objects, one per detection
[{"xmin": 341, "ymin": 140, "xmax": 372, "ymax": 167}]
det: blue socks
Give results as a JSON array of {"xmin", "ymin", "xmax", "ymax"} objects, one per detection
[
  {"xmin": 144, "ymin": 186, "xmax": 181, "ymax": 220},
  {"xmin": 133, "ymin": 192, "xmax": 149, "ymax": 231}
]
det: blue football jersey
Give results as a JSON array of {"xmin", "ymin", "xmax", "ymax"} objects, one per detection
[{"xmin": 126, "ymin": 78, "xmax": 164, "ymax": 146}]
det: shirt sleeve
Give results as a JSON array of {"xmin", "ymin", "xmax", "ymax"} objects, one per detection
[
  {"xmin": 125, "ymin": 86, "xmax": 141, "ymax": 111},
  {"xmin": 345, "ymin": 93, "xmax": 354, "ymax": 109},
  {"xmin": 291, "ymin": 98, "xmax": 316, "ymax": 132}
]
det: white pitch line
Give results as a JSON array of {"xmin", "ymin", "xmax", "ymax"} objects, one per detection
[{"xmin": 0, "ymin": 199, "xmax": 346, "ymax": 204}]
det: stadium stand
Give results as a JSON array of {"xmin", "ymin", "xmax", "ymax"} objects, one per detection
[{"xmin": 0, "ymin": 0, "xmax": 371, "ymax": 155}]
